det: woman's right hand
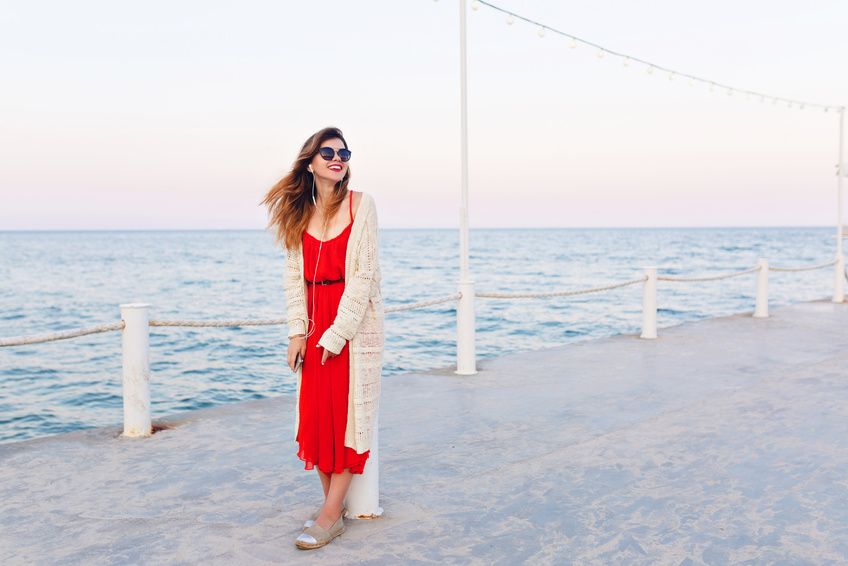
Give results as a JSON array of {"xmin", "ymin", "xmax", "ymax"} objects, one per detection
[{"xmin": 287, "ymin": 335, "xmax": 307, "ymax": 372}]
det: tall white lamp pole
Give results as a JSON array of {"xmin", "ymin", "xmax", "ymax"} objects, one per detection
[
  {"xmin": 456, "ymin": 0, "xmax": 477, "ymax": 374},
  {"xmin": 835, "ymin": 106, "xmax": 845, "ymax": 303}
]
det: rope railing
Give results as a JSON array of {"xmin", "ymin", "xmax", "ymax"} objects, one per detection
[
  {"xmin": 384, "ymin": 293, "xmax": 462, "ymax": 313},
  {"xmin": 0, "ymin": 256, "xmax": 841, "ymax": 348},
  {"xmin": 0, "ymin": 321, "xmax": 125, "ymax": 347},
  {"xmin": 658, "ymin": 266, "xmax": 761, "ymax": 282},
  {"xmin": 475, "ymin": 276, "xmax": 647, "ymax": 299},
  {"xmin": 769, "ymin": 259, "xmax": 838, "ymax": 272},
  {"xmin": 149, "ymin": 317, "xmax": 287, "ymax": 328}
]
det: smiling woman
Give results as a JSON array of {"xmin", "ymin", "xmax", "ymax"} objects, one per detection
[{"xmin": 262, "ymin": 127, "xmax": 384, "ymax": 550}]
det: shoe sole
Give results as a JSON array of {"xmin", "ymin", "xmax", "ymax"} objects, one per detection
[{"xmin": 295, "ymin": 526, "xmax": 345, "ymax": 550}]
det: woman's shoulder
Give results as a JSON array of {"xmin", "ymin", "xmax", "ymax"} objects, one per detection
[{"xmin": 351, "ymin": 191, "xmax": 376, "ymax": 218}]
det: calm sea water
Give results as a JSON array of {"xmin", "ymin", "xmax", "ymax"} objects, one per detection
[{"xmin": 0, "ymin": 227, "xmax": 837, "ymax": 443}]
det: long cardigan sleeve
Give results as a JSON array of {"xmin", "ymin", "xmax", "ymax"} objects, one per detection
[{"xmin": 285, "ymin": 192, "xmax": 384, "ymax": 454}]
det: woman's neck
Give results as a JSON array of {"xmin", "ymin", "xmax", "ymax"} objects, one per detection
[{"xmin": 314, "ymin": 179, "xmax": 337, "ymax": 209}]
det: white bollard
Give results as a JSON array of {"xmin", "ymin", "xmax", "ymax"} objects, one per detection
[
  {"xmin": 345, "ymin": 414, "xmax": 383, "ymax": 518},
  {"xmin": 120, "ymin": 303, "xmax": 151, "ymax": 437},
  {"xmin": 834, "ymin": 253, "xmax": 845, "ymax": 303},
  {"xmin": 641, "ymin": 267, "xmax": 658, "ymax": 339},
  {"xmin": 456, "ymin": 280, "xmax": 477, "ymax": 375},
  {"xmin": 754, "ymin": 259, "xmax": 769, "ymax": 318}
]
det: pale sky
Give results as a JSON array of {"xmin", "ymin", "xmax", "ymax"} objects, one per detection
[{"xmin": 1, "ymin": 0, "xmax": 846, "ymax": 230}]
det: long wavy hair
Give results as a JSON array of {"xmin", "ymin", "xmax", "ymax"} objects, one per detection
[{"xmin": 263, "ymin": 127, "xmax": 351, "ymax": 250}]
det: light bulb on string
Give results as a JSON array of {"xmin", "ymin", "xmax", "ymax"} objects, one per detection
[
  {"xmin": 569, "ymin": 38, "xmax": 577, "ymax": 48},
  {"xmin": 745, "ymin": 93, "xmax": 750, "ymax": 101},
  {"xmin": 787, "ymin": 102, "xmax": 792, "ymax": 108},
  {"xmin": 538, "ymin": 27, "xmax": 546, "ymax": 38},
  {"xmin": 710, "ymin": 83, "xmax": 716, "ymax": 92},
  {"xmin": 647, "ymin": 66, "xmax": 654, "ymax": 75},
  {"xmin": 759, "ymin": 96, "xmax": 765, "ymax": 103},
  {"xmin": 506, "ymin": 14, "xmax": 514, "ymax": 25},
  {"xmin": 668, "ymin": 72, "xmax": 675, "ymax": 81},
  {"xmin": 597, "ymin": 49, "xmax": 604, "ymax": 58},
  {"xmin": 799, "ymin": 104, "xmax": 804, "ymax": 110},
  {"xmin": 623, "ymin": 58, "xmax": 631, "ymax": 67},
  {"xmin": 727, "ymin": 88, "xmax": 733, "ymax": 96},
  {"xmin": 773, "ymin": 99, "xmax": 778, "ymax": 105},
  {"xmin": 471, "ymin": 0, "xmax": 480, "ymax": 10},
  {"xmin": 689, "ymin": 79, "xmax": 695, "ymax": 87}
]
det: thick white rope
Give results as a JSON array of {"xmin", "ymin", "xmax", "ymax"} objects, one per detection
[
  {"xmin": 658, "ymin": 266, "xmax": 761, "ymax": 282},
  {"xmin": 475, "ymin": 276, "xmax": 647, "ymax": 299},
  {"xmin": 149, "ymin": 317, "xmax": 287, "ymax": 327},
  {"xmin": 0, "ymin": 321, "xmax": 125, "ymax": 347},
  {"xmin": 769, "ymin": 259, "xmax": 837, "ymax": 272},
  {"xmin": 384, "ymin": 293, "xmax": 462, "ymax": 313}
]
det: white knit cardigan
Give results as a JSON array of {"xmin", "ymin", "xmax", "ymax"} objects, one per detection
[{"xmin": 284, "ymin": 192, "xmax": 384, "ymax": 454}]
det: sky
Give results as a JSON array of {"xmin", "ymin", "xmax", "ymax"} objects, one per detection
[{"xmin": 1, "ymin": 0, "xmax": 846, "ymax": 230}]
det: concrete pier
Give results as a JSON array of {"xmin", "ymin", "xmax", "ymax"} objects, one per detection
[{"xmin": 2, "ymin": 301, "xmax": 848, "ymax": 565}]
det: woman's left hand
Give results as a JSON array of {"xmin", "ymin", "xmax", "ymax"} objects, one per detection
[{"xmin": 319, "ymin": 346, "xmax": 335, "ymax": 365}]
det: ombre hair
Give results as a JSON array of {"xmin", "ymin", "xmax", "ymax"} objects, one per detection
[{"xmin": 263, "ymin": 127, "xmax": 351, "ymax": 250}]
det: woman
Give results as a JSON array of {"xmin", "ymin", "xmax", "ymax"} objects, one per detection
[{"xmin": 263, "ymin": 127, "xmax": 384, "ymax": 550}]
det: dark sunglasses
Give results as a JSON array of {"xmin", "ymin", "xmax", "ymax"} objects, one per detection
[{"xmin": 318, "ymin": 147, "xmax": 351, "ymax": 162}]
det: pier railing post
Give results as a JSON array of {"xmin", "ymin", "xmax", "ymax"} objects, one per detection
[
  {"xmin": 120, "ymin": 303, "xmax": 151, "ymax": 437},
  {"xmin": 833, "ymin": 253, "xmax": 845, "ymax": 303},
  {"xmin": 346, "ymin": 413, "xmax": 383, "ymax": 518},
  {"xmin": 456, "ymin": 281, "xmax": 477, "ymax": 374},
  {"xmin": 754, "ymin": 259, "xmax": 769, "ymax": 318},
  {"xmin": 641, "ymin": 267, "xmax": 658, "ymax": 339}
]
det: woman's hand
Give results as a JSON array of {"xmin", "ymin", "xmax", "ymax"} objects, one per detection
[
  {"xmin": 287, "ymin": 335, "xmax": 307, "ymax": 372},
  {"xmin": 319, "ymin": 346, "xmax": 335, "ymax": 365}
]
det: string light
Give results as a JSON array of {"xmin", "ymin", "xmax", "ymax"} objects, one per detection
[{"xmin": 459, "ymin": 0, "xmax": 838, "ymax": 113}]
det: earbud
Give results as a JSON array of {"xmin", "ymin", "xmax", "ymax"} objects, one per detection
[{"xmin": 307, "ymin": 166, "xmax": 313, "ymax": 172}]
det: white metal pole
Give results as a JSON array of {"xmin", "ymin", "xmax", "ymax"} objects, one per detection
[
  {"xmin": 834, "ymin": 107, "xmax": 845, "ymax": 303},
  {"xmin": 120, "ymin": 303, "xmax": 151, "ymax": 437},
  {"xmin": 641, "ymin": 267, "xmax": 658, "ymax": 339},
  {"xmin": 754, "ymin": 259, "xmax": 769, "ymax": 318},
  {"xmin": 345, "ymin": 414, "xmax": 383, "ymax": 518},
  {"xmin": 456, "ymin": 0, "xmax": 477, "ymax": 374}
]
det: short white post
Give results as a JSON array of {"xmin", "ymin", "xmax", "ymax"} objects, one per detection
[
  {"xmin": 456, "ymin": 281, "xmax": 477, "ymax": 375},
  {"xmin": 834, "ymin": 253, "xmax": 845, "ymax": 303},
  {"xmin": 641, "ymin": 267, "xmax": 658, "ymax": 339},
  {"xmin": 754, "ymin": 259, "xmax": 769, "ymax": 318},
  {"xmin": 120, "ymin": 303, "xmax": 151, "ymax": 437},
  {"xmin": 345, "ymin": 414, "xmax": 383, "ymax": 518}
]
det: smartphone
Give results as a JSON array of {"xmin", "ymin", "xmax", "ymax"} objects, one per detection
[{"xmin": 293, "ymin": 353, "xmax": 303, "ymax": 373}]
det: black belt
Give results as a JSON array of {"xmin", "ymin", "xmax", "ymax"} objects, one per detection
[{"xmin": 307, "ymin": 278, "xmax": 345, "ymax": 286}]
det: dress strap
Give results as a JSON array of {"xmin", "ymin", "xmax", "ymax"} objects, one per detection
[{"xmin": 349, "ymin": 191, "xmax": 353, "ymax": 223}]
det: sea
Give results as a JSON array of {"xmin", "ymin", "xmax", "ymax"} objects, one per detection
[{"xmin": 0, "ymin": 227, "xmax": 839, "ymax": 444}]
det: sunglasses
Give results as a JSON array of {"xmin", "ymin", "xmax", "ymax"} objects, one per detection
[{"xmin": 318, "ymin": 147, "xmax": 352, "ymax": 162}]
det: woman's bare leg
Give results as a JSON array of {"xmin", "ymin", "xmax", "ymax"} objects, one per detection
[
  {"xmin": 314, "ymin": 469, "xmax": 353, "ymax": 530},
  {"xmin": 317, "ymin": 469, "xmax": 331, "ymax": 499}
]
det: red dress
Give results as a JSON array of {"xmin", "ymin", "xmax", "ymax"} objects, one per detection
[{"xmin": 297, "ymin": 196, "xmax": 370, "ymax": 475}]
